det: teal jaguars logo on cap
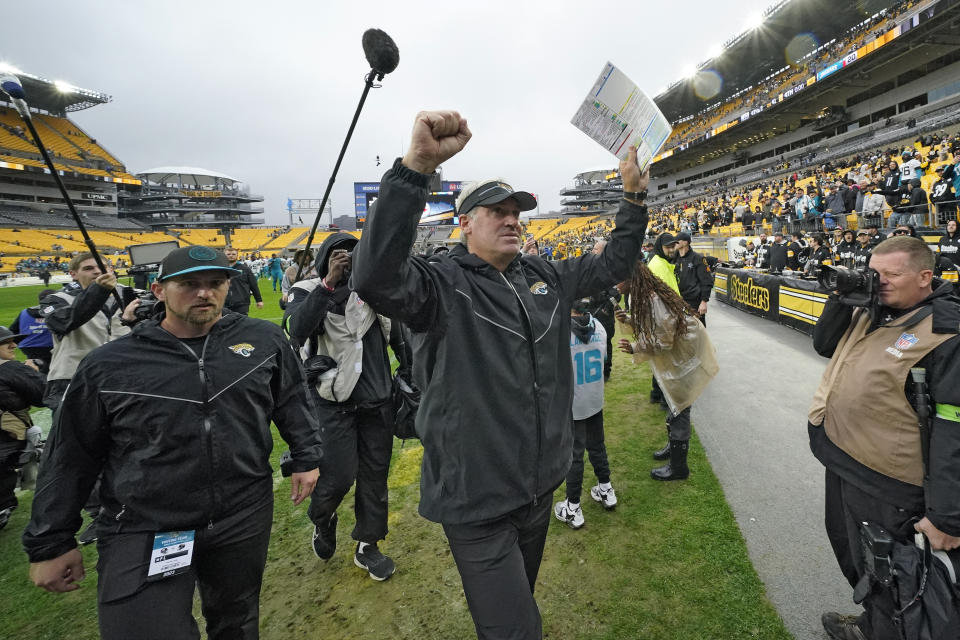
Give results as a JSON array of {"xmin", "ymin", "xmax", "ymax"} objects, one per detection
[{"xmin": 188, "ymin": 246, "xmax": 218, "ymax": 260}]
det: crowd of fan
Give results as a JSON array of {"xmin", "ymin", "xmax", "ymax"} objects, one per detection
[
  {"xmin": 665, "ymin": 0, "xmax": 915, "ymax": 151},
  {"xmin": 652, "ymin": 130, "xmax": 960, "ymax": 235}
]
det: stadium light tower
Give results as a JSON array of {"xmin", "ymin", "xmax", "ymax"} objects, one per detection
[{"xmin": 747, "ymin": 12, "xmax": 765, "ymax": 30}]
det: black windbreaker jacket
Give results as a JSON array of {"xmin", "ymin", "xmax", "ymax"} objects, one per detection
[
  {"xmin": 23, "ymin": 312, "xmax": 321, "ymax": 562},
  {"xmin": 352, "ymin": 160, "xmax": 647, "ymax": 524}
]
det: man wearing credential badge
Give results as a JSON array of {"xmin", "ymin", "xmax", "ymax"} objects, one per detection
[{"xmin": 23, "ymin": 246, "xmax": 322, "ymax": 640}]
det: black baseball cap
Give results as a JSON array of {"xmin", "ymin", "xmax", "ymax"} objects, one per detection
[
  {"xmin": 156, "ymin": 246, "xmax": 240, "ymax": 282},
  {"xmin": 456, "ymin": 179, "xmax": 537, "ymax": 216},
  {"xmin": 675, "ymin": 232, "xmax": 692, "ymax": 243},
  {"xmin": 659, "ymin": 232, "xmax": 678, "ymax": 246}
]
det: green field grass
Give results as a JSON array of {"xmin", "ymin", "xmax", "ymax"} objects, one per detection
[{"xmin": 0, "ymin": 282, "xmax": 792, "ymax": 639}]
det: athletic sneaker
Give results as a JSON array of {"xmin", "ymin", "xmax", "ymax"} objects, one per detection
[
  {"xmin": 553, "ymin": 500, "xmax": 585, "ymax": 529},
  {"xmin": 590, "ymin": 484, "xmax": 618, "ymax": 510},
  {"xmin": 311, "ymin": 512, "xmax": 338, "ymax": 560},
  {"xmin": 821, "ymin": 612, "xmax": 866, "ymax": 640},
  {"xmin": 0, "ymin": 507, "xmax": 13, "ymax": 532},
  {"xmin": 354, "ymin": 542, "xmax": 396, "ymax": 581},
  {"xmin": 77, "ymin": 520, "xmax": 97, "ymax": 545}
]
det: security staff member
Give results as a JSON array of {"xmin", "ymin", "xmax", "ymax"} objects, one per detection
[
  {"xmin": 768, "ymin": 232, "xmax": 788, "ymax": 273},
  {"xmin": 810, "ymin": 236, "xmax": 960, "ymax": 640},
  {"xmin": 674, "ymin": 232, "xmax": 712, "ymax": 326},
  {"xmin": 23, "ymin": 246, "xmax": 322, "ymax": 640}
]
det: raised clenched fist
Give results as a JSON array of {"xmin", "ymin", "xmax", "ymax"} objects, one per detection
[{"xmin": 401, "ymin": 110, "xmax": 472, "ymax": 175}]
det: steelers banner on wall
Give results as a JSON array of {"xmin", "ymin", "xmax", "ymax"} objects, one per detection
[
  {"xmin": 714, "ymin": 268, "xmax": 779, "ymax": 322},
  {"xmin": 714, "ymin": 267, "xmax": 831, "ymax": 336}
]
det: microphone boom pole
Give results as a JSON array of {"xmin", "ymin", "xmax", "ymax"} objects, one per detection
[
  {"xmin": 294, "ymin": 71, "xmax": 378, "ymax": 283},
  {"xmin": 294, "ymin": 28, "xmax": 400, "ymax": 284},
  {"xmin": 1, "ymin": 74, "xmax": 124, "ymax": 307}
]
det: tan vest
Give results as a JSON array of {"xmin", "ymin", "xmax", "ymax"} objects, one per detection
[{"xmin": 809, "ymin": 306, "xmax": 953, "ymax": 486}]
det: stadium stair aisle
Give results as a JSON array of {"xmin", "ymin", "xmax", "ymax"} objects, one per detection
[{"xmin": 690, "ymin": 303, "xmax": 855, "ymax": 640}]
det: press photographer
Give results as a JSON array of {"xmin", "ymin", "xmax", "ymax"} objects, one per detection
[{"xmin": 808, "ymin": 236, "xmax": 960, "ymax": 640}]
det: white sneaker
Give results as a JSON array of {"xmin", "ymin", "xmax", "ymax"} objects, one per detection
[
  {"xmin": 554, "ymin": 500, "xmax": 584, "ymax": 529},
  {"xmin": 590, "ymin": 484, "xmax": 618, "ymax": 510}
]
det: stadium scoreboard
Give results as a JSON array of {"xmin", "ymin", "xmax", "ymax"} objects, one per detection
[{"xmin": 354, "ymin": 181, "xmax": 465, "ymax": 228}]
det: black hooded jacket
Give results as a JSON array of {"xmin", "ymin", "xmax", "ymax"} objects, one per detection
[
  {"xmin": 285, "ymin": 232, "xmax": 401, "ymax": 404},
  {"xmin": 351, "ymin": 160, "xmax": 647, "ymax": 524},
  {"xmin": 23, "ymin": 313, "xmax": 321, "ymax": 562}
]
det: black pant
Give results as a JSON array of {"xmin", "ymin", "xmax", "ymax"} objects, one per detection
[
  {"xmin": 0, "ymin": 432, "xmax": 24, "ymax": 510},
  {"xmin": 824, "ymin": 469, "xmax": 921, "ymax": 640},
  {"xmin": 566, "ymin": 411, "xmax": 610, "ymax": 504},
  {"xmin": 96, "ymin": 499, "xmax": 273, "ymax": 640},
  {"xmin": 443, "ymin": 497, "xmax": 552, "ymax": 640},
  {"xmin": 307, "ymin": 398, "xmax": 393, "ymax": 542}
]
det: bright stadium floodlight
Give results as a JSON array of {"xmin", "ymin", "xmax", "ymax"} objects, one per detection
[
  {"xmin": 681, "ymin": 64, "xmax": 697, "ymax": 79},
  {"xmin": 708, "ymin": 44, "xmax": 724, "ymax": 60},
  {"xmin": 53, "ymin": 79, "xmax": 76, "ymax": 93},
  {"xmin": 747, "ymin": 12, "xmax": 764, "ymax": 30}
]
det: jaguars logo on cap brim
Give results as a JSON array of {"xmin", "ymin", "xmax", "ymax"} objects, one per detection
[
  {"xmin": 228, "ymin": 343, "xmax": 255, "ymax": 357},
  {"xmin": 189, "ymin": 246, "xmax": 218, "ymax": 260}
]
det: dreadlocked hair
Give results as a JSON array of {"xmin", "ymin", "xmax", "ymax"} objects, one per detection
[{"xmin": 628, "ymin": 259, "xmax": 693, "ymax": 346}]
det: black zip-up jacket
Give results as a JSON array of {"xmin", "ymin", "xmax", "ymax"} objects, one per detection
[
  {"xmin": 22, "ymin": 313, "xmax": 321, "ymax": 562},
  {"xmin": 225, "ymin": 261, "xmax": 263, "ymax": 311},
  {"xmin": 351, "ymin": 160, "xmax": 647, "ymax": 524},
  {"xmin": 675, "ymin": 248, "xmax": 713, "ymax": 306}
]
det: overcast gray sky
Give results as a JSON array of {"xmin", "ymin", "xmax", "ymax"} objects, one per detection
[{"xmin": 3, "ymin": 0, "xmax": 775, "ymax": 224}]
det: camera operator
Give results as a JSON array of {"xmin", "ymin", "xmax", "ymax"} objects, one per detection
[
  {"xmin": 350, "ymin": 110, "xmax": 648, "ymax": 640},
  {"xmin": 0, "ymin": 327, "xmax": 45, "ymax": 532},
  {"xmin": 223, "ymin": 246, "xmax": 263, "ymax": 316},
  {"xmin": 41, "ymin": 253, "xmax": 135, "ymax": 411},
  {"xmin": 40, "ymin": 253, "xmax": 138, "ymax": 544},
  {"xmin": 23, "ymin": 246, "xmax": 321, "ymax": 640},
  {"xmin": 285, "ymin": 233, "xmax": 406, "ymax": 581},
  {"xmin": 809, "ymin": 236, "xmax": 960, "ymax": 640}
]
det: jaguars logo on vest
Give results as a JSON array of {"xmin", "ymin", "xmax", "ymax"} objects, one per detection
[
  {"xmin": 530, "ymin": 281, "xmax": 548, "ymax": 295},
  {"xmin": 228, "ymin": 343, "xmax": 255, "ymax": 357}
]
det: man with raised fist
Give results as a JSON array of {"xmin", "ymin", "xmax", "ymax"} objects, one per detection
[{"xmin": 352, "ymin": 110, "xmax": 649, "ymax": 640}]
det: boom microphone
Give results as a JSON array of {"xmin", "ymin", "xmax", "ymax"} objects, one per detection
[
  {"xmin": 0, "ymin": 73, "xmax": 30, "ymax": 119},
  {"xmin": 292, "ymin": 29, "xmax": 401, "ymax": 288},
  {"xmin": 362, "ymin": 29, "xmax": 400, "ymax": 79}
]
